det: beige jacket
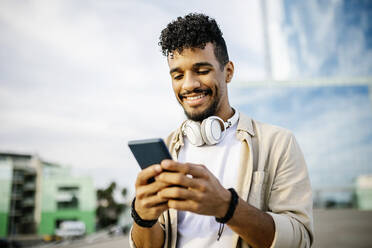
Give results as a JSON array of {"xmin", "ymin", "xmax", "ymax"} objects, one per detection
[{"xmin": 130, "ymin": 113, "xmax": 314, "ymax": 248}]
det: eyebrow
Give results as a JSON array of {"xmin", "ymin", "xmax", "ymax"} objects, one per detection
[
  {"xmin": 169, "ymin": 62, "xmax": 214, "ymax": 75},
  {"xmin": 192, "ymin": 62, "xmax": 213, "ymax": 69},
  {"xmin": 169, "ymin": 67, "xmax": 181, "ymax": 75}
]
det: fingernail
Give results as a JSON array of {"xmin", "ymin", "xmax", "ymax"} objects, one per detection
[
  {"xmin": 154, "ymin": 164, "xmax": 162, "ymax": 173},
  {"xmin": 162, "ymin": 160, "xmax": 170, "ymax": 167}
]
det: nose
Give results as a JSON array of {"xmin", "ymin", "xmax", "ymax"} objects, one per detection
[{"xmin": 182, "ymin": 71, "xmax": 201, "ymax": 91}]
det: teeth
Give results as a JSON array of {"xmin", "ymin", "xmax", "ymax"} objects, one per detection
[{"xmin": 186, "ymin": 94, "xmax": 205, "ymax": 100}]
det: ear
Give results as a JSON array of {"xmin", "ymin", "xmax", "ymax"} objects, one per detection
[{"xmin": 224, "ymin": 61, "xmax": 234, "ymax": 83}]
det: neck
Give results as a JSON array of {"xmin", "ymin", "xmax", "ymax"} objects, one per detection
[{"xmin": 216, "ymin": 105, "xmax": 234, "ymax": 122}]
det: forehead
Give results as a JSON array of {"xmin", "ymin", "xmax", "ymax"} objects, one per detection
[{"xmin": 167, "ymin": 43, "xmax": 218, "ymax": 69}]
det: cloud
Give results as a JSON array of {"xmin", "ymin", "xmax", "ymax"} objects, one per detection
[
  {"xmin": 278, "ymin": 0, "xmax": 372, "ymax": 78},
  {"xmin": 267, "ymin": 0, "xmax": 292, "ymax": 79},
  {"xmin": 231, "ymin": 85, "xmax": 372, "ymax": 189}
]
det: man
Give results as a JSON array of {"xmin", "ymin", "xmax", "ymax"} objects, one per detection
[{"xmin": 130, "ymin": 13, "xmax": 313, "ymax": 248}]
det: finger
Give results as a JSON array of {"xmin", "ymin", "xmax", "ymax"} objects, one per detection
[
  {"xmin": 135, "ymin": 198, "xmax": 168, "ymax": 220},
  {"xmin": 160, "ymin": 160, "xmax": 189, "ymax": 174},
  {"xmin": 161, "ymin": 160, "xmax": 208, "ymax": 179},
  {"xmin": 138, "ymin": 194, "xmax": 168, "ymax": 209},
  {"xmin": 136, "ymin": 164, "xmax": 162, "ymax": 186},
  {"xmin": 186, "ymin": 164, "xmax": 209, "ymax": 178},
  {"xmin": 155, "ymin": 172, "xmax": 199, "ymax": 188},
  {"xmin": 136, "ymin": 180, "xmax": 169, "ymax": 199},
  {"xmin": 167, "ymin": 199, "xmax": 200, "ymax": 213},
  {"xmin": 158, "ymin": 186, "xmax": 201, "ymax": 201},
  {"xmin": 153, "ymin": 204, "xmax": 169, "ymax": 214}
]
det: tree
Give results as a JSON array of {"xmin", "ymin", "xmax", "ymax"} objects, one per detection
[{"xmin": 96, "ymin": 182, "xmax": 128, "ymax": 229}]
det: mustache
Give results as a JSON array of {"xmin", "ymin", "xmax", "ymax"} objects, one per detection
[{"xmin": 179, "ymin": 88, "xmax": 212, "ymax": 99}]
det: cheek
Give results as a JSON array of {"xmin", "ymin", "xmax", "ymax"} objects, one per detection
[
  {"xmin": 172, "ymin": 82, "xmax": 178, "ymax": 94},
  {"xmin": 172, "ymin": 82, "xmax": 182, "ymax": 101}
]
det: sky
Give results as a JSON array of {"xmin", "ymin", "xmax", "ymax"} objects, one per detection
[
  {"xmin": 0, "ymin": 0, "xmax": 371, "ymax": 197},
  {"xmin": 231, "ymin": 85, "xmax": 372, "ymax": 191},
  {"xmin": 278, "ymin": 0, "xmax": 372, "ymax": 78}
]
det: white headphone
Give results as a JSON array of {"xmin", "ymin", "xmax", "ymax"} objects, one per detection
[{"xmin": 182, "ymin": 109, "xmax": 239, "ymax": 146}]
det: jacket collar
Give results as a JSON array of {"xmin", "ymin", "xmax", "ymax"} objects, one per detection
[
  {"xmin": 171, "ymin": 120, "xmax": 186, "ymax": 150},
  {"xmin": 236, "ymin": 112, "xmax": 255, "ymax": 137}
]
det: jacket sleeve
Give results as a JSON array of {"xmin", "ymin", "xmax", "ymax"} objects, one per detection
[{"xmin": 267, "ymin": 133, "xmax": 314, "ymax": 248}]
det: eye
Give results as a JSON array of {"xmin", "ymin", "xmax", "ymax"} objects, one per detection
[
  {"xmin": 173, "ymin": 74, "xmax": 183, "ymax": 80},
  {"xmin": 197, "ymin": 69, "xmax": 210, "ymax": 75}
]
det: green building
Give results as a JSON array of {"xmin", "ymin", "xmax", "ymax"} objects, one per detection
[
  {"xmin": 0, "ymin": 153, "xmax": 37, "ymax": 237},
  {"xmin": 38, "ymin": 165, "xmax": 96, "ymax": 235},
  {"xmin": 0, "ymin": 152, "xmax": 96, "ymax": 238},
  {"xmin": 0, "ymin": 159, "xmax": 13, "ymax": 237}
]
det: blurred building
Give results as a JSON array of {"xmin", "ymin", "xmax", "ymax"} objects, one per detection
[
  {"xmin": 355, "ymin": 175, "xmax": 372, "ymax": 210},
  {"xmin": 0, "ymin": 152, "xmax": 96, "ymax": 238}
]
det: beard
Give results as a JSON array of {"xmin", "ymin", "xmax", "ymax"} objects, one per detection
[{"xmin": 180, "ymin": 87, "xmax": 220, "ymax": 122}]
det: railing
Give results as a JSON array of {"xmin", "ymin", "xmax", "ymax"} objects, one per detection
[
  {"xmin": 22, "ymin": 198, "xmax": 35, "ymax": 207},
  {"xmin": 23, "ymin": 182, "xmax": 36, "ymax": 191}
]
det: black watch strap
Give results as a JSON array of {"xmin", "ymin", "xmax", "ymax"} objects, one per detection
[
  {"xmin": 215, "ymin": 188, "xmax": 239, "ymax": 223},
  {"xmin": 131, "ymin": 197, "xmax": 158, "ymax": 228}
]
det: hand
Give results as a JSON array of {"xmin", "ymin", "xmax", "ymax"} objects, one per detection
[
  {"xmin": 134, "ymin": 164, "xmax": 170, "ymax": 220},
  {"xmin": 156, "ymin": 160, "xmax": 231, "ymax": 218}
]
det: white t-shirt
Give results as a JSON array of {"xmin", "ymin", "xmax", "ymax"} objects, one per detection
[{"xmin": 176, "ymin": 121, "xmax": 241, "ymax": 248}]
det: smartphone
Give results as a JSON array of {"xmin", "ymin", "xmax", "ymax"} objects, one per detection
[{"xmin": 128, "ymin": 138, "xmax": 172, "ymax": 170}]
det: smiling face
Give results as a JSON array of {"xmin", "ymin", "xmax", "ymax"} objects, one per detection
[{"xmin": 168, "ymin": 43, "xmax": 234, "ymax": 122}]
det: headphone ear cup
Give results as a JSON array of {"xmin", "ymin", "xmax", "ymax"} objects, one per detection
[
  {"xmin": 200, "ymin": 119, "xmax": 211, "ymax": 145},
  {"xmin": 183, "ymin": 121, "xmax": 205, "ymax": 146},
  {"xmin": 201, "ymin": 117, "xmax": 223, "ymax": 145}
]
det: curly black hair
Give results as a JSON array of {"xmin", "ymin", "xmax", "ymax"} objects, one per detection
[{"xmin": 159, "ymin": 13, "xmax": 229, "ymax": 70}]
